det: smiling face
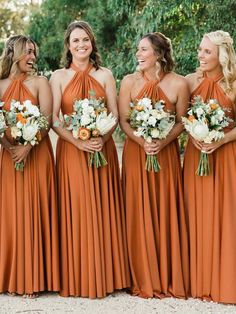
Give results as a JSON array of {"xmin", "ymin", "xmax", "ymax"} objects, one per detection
[
  {"xmin": 17, "ymin": 42, "xmax": 36, "ymax": 73},
  {"xmin": 198, "ymin": 36, "xmax": 222, "ymax": 75},
  {"xmin": 136, "ymin": 38, "xmax": 157, "ymax": 71},
  {"xmin": 68, "ymin": 27, "xmax": 93, "ymax": 62}
]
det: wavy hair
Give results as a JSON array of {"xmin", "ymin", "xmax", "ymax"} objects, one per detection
[
  {"xmin": 63, "ymin": 21, "xmax": 101, "ymax": 70},
  {"xmin": 140, "ymin": 32, "xmax": 174, "ymax": 79},
  {"xmin": 0, "ymin": 35, "xmax": 37, "ymax": 79},
  {"xmin": 205, "ymin": 30, "xmax": 236, "ymax": 92}
]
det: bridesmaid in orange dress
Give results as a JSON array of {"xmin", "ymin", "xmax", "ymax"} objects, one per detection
[
  {"xmin": 119, "ymin": 32, "xmax": 189, "ymax": 298},
  {"xmin": 50, "ymin": 21, "xmax": 130, "ymax": 298},
  {"xmin": 184, "ymin": 30, "xmax": 236, "ymax": 303},
  {"xmin": 0, "ymin": 35, "xmax": 60, "ymax": 297}
]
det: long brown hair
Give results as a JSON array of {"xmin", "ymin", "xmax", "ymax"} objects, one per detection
[
  {"xmin": 0, "ymin": 35, "xmax": 37, "ymax": 79},
  {"xmin": 63, "ymin": 20, "xmax": 101, "ymax": 70},
  {"xmin": 141, "ymin": 32, "xmax": 174, "ymax": 74}
]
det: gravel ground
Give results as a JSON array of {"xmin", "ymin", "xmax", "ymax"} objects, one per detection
[
  {"xmin": 1, "ymin": 131, "xmax": 236, "ymax": 313},
  {"xmin": 1, "ymin": 291, "xmax": 236, "ymax": 314}
]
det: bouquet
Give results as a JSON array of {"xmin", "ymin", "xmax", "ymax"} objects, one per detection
[
  {"xmin": 5, "ymin": 99, "xmax": 49, "ymax": 171},
  {"xmin": 0, "ymin": 102, "xmax": 7, "ymax": 137},
  {"xmin": 129, "ymin": 97, "xmax": 175, "ymax": 172},
  {"xmin": 63, "ymin": 97, "xmax": 117, "ymax": 168},
  {"xmin": 182, "ymin": 96, "xmax": 231, "ymax": 176}
]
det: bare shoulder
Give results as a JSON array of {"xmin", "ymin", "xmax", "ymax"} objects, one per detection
[
  {"xmin": 168, "ymin": 72, "xmax": 188, "ymax": 88},
  {"xmin": 185, "ymin": 72, "xmax": 198, "ymax": 85},
  {"xmin": 0, "ymin": 78, "xmax": 10, "ymax": 96},
  {"xmin": 98, "ymin": 66, "xmax": 113, "ymax": 77},
  {"xmin": 33, "ymin": 75, "xmax": 49, "ymax": 84},
  {"xmin": 50, "ymin": 68, "xmax": 68, "ymax": 82},
  {"xmin": 120, "ymin": 72, "xmax": 139, "ymax": 87}
]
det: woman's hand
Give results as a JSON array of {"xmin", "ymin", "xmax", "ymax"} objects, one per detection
[
  {"xmin": 190, "ymin": 136, "xmax": 203, "ymax": 151},
  {"xmin": 201, "ymin": 139, "xmax": 225, "ymax": 154},
  {"xmin": 10, "ymin": 144, "xmax": 32, "ymax": 163},
  {"xmin": 143, "ymin": 139, "xmax": 166, "ymax": 155},
  {"xmin": 76, "ymin": 137, "xmax": 104, "ymax": 153}
]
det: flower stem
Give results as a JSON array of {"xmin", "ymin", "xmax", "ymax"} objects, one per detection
[
  {"xmin": 145, "ymin": 154, "xmax": 161, "ymax": 172},
  {"xmin": 15, "ymin": 161, "xmax": 24, "ymax": 172},
  {"xmin": 196, "ymin": 152, "xmax": 210, "ymax": 176},
  {"xmin": 88, "ymin": 151, "xmax": 108, "ymax": 168}
]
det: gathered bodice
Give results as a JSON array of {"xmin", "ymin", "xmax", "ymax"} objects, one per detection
[
  {"xmin": 135, "ymin": 72, "xmax": 175, "ymax": 113},
  {"xmin": 192, "ymin": 72, "xmax": 235, "ymax": 130},
  {"xmin": 2, "ymin": 74, "xmax": 37, "ymax": 109},
  {"xmin": 61, "ymin": 63, "xmax": 106, "ymax": 115}
]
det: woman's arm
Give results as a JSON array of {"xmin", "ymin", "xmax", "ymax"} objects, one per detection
[
  {"xmin": 118, "ymin": 75, "xmax": 145, "ymax": 148},
  {"xmin": 149, "ymin": 76, "xmax": 190, "ymax": 155},
  {"xmin": 91, "ymin": 68, "xmax": 118, "ymax": 151}
]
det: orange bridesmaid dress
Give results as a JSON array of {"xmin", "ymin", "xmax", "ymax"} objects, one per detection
[
  {"xmin": 122, "ymin": 76, "xmax": 189, "ymax": 298},
  {"xmin": 0, "ymin": 74, "xmax": 60, "ymax": 294},
  {"xmin": 184, "ymin": 73, "xmax": 236, "ymax": 303},
  {"xmin": 57, "ymin": 63, "xmax": 130, "ymax": 298}
]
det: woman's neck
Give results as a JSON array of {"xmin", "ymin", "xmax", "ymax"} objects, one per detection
[
  {"xmin": 204, "ymin": 66, "xmax": 222, "ymax": 78},
  {"xmin": 9, "ymin": 71, "xmax": 27, "ymax": 80},
  {"xmin": 71, "ymin": 59, "xmax": 90, "ymax": 71}
]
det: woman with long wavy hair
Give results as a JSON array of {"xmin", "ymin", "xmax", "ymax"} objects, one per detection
[
  {"xmin": 119, "ymin": 32, "xmax": 189, "ymax": 298},
  {"xmin": 0, "ymin": 35, "xmax": 60, "ymax": 298},
  {"xmin": 50, "ymin": 21, "xmax": 130, "ymax": 298},
  {"xmin": 184, "ymin": 30, "xmax": 236, "ymax": 303}
]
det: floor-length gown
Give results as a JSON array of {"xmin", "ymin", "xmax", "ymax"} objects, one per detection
[
  {"xmin": 0, "ymin": 74, "xmax": 60, "ymax": 294},
  {"xmin": 57, "ymin": 63, "xmax": 130, "ymax": 298},
  {"xmin": 122, "ymin": 75, "xmax": 189, "ymax": 298},
  {"xmin": 184, "ymin": 72, "xmax": 236, "ymax": 303}
]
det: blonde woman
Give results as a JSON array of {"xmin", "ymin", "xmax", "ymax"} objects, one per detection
[
  {"xmin": 0, "ymin": 35, "xmax": 59, "ymax": 298},
  {"xmin": 184, "ymin": 30, "xmax": 236, "ymax": 303}
]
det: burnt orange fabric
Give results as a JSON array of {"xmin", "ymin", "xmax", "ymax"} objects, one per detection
[
  {"xmin": 122, "ymin": 77, "xmax": 189, "ymax": 298},
  {"xmin": 183, "ymin": 73, "xmax": 236, "ymax": 303},
  {"xmin": 57, "ymin": 63, "xmax": 130, "ymax": 298},
  {"xmin": 0, "ymin": 74, "xmax": 60, "ymax": 294}
]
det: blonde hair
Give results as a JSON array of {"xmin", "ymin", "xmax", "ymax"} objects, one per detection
[
  {"xmin": 0, "ymin": 35, "xmax": 37, "ymax": 79},
  {"xmin": 205, "ymin": 30, "xmax": 236, "ymax": 92}
]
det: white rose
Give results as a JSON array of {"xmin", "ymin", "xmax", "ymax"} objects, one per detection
[
  {"xmin": 196, "ymin": 107, "xmax": 204, "ymax": 117},
  {"xmin": 150, "ymin": 109, "xmax": 159, "ymax": 118},
  {"xmin": 81, "ymin": 99, "xmax": 90, "ymax": 106},
  {"xmin": 139, "ymin": 97, "xmax": 152, "ymax": 108},
  {"xmin": 11, "ymin": 126, "xmax": 22, "ymax": 138},
  {"xmin": 147, "ymin": 116, "xmax": 156, "ymax": 127},
  {"xmin": 25, "ymin": 102, "xmax": 40, "ymax": 117},
  {"xmin": 150, "ymin": 129, "xmax": 160, "ymax": 138},
  {"xmin": 22, "ymin": 123, "xmax": 39, "ymax": 143},
  {"xmin": 83, "ymin": 105, "xmax": 94, "ymax": 115},
  {"xmin": 10, "ymin": 101, "xmax": 21, "ymax": 110},
  {"xmin": 81, "ymin": 115, "xmax": 92, "ymax": 126}
]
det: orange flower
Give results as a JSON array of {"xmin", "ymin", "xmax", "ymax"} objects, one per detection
[
  {"xmin": 92, "ymin": 129, "xmax": 100, "ymax": 137},
  {"xmin": 16, "ymin": 113, "xmax": 27, "ymax": 124},
  {"xmin": 36, "ymin": 131, "xmax": 42, "ymax": 142},
  {"xmin": 78, "ymin": 127, "xmax": 91, "ymax": 140},
  {"xmin": 188, "ymin": 115, "xmax": 195, "ymax": 122},
  {"xmin": 210, "ymin": 103, "xmax": 218, "ymax": 110},
  {"xmin": 134, "ymin": 105, "xmax": 144, "ymax": 112}
]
